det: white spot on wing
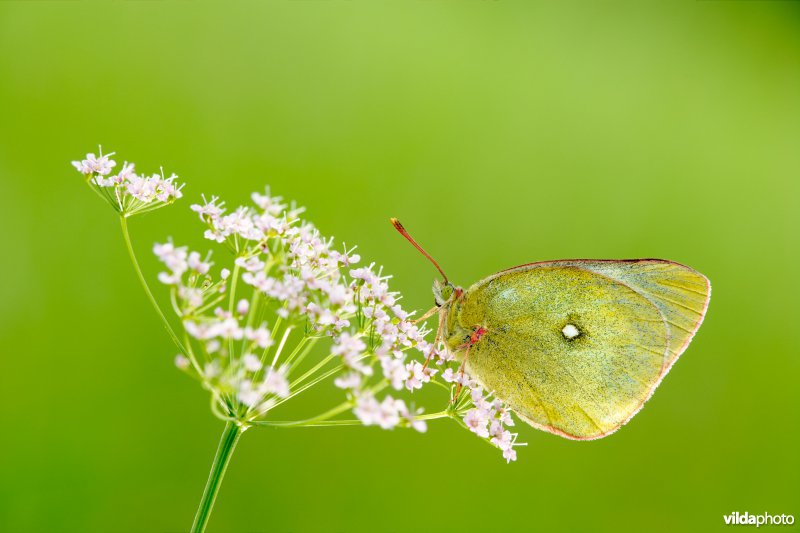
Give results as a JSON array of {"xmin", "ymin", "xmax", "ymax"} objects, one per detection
[{"xmin": 562, "ymin": 324, "xmax": 580, "ymax": 339}]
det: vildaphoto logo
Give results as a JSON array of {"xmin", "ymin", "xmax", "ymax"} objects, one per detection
[{"xmin": 723, "ymin": 512, "xmax": 795, "ymax": 527}]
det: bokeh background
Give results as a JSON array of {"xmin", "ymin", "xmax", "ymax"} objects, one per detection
[{"xmin": 0, "ymin": 2, "xmax": 798, "ymax": 532}]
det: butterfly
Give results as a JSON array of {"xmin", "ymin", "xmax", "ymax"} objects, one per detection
[{"xmin": 392, "ymin": 219, "xmax": 711, "ymax": 440}]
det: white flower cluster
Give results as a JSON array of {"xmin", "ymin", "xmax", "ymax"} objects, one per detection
[
  {"xmin": 75, "ymin": 145, "xmax": 524, "ymax": 461},
  {"xmin": 153, "ymin": 189, "xmax": 447, "ymax": 433},
  {"xmin": 354, "ymin": 395, "xmax": 427, "ymax": 432},
  {"xmin": 461, "ymin": 386, "xmax": 521, "ymax": 463},
  {"xmin": 72, "ymin": 147, "xmax": 184, "ymax": 216}
]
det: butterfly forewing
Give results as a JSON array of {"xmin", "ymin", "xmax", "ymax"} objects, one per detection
[
  {"xmin": 540, "ymin": 260, "xmax": 711, "ymax": 365},
  {"xmin": 451, "ymin": 260, "xmax": 710, "ymax": 440}
]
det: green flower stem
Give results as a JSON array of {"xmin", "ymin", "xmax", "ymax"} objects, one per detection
[
  {"xmin": 191, "ymin": 422, "xmax": 244, "ymax": 533},
  {"xmin": 414, "ymin": 410, "xmax": 451, "ymax": 421},
  {"xmin": 227, "ymin": 262, "xmax": 241, "ymax": 313},
  {"xmin": 86, "ymin": 179, "xmax": 112, "ymax": 206},
  {"xmin": 254, "ymin": 419, "xmax": 363, "ymax": 427},
  {"xmin": 290, "ymin": 351, "xmax": 338, "ymax": 388},
  {"xmin": 119, "ymin": 215, "xmax": 187, "ymax": 355},
  {"xmin": 269, "ymin": 364, "xmax": 344, "ymax": 410},
  {"xmin": 287, "ymin": 336, "xmax": 320, "ymax": 372},
  {"xmin": 271, "ymin": 326, "xmax": 294, "ymax": 367},
  {"xmin": 257, "ymin": 400, "xmax": 354, "ymax": 427},
  {"xmin": 182, "ymin": 332, "xmax": 207, "ymax": 379},
  {"xmin": 226, "ymin": 262, "xmax": 241, "ymax": 365},
  {"xmin": 253, "ymin": 404, "xmax": 452, "ymax": 428}
]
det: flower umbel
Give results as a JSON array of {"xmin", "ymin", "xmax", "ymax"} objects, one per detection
[
  {"xmin": 163, "ymin": 188, "xmax": 441, "ymax": 432},
  {"xmin": 76, "ymin": 146, "xmax": 526, "ymax": 531},
  {"xmin": 73, "ymin": 147, "xmax": 184, "ymax": 217}
]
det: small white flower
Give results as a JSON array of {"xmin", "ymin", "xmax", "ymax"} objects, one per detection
[
  {"xmin": 126, "ymin": 175, "xmax": 156, "ymax": 202},
  {"xmin": 503, "ymin": 447, "xmax": 517, "ymax": 463},
  {"xmin": 204, "ymin": 228, "xmax": 227, "ymax": 243},
  {"xmin": 156, "ymin": 174, "xmax": 183, "ymax": 202},
  {"xmin": 408, "ymin": 417, "xmax": 427, "ymax": 433},
  {"xmin": 113, "ymin": 162, "xmax": 136, "ymax": 184},
  {"xmin": 333, "ymin": 333, "xmax": 371, "ymax": 374},
  {"xmin": 471, "ymin": 387, "xmax": 492, "ymax": 412},
  {"xmin": 244, "ymin": 325, "xmax": 273, "ymax": 349},
  {"xmin": 235, "ymin": 256, "xmax": 265, "ymax": 273},
  {"xmin": 452, "ymin": 370, "xmax": 472, "ymax": 386},
  {"xmin": 463, "ymin": 408, "xmax": 490, "ymax": 438},
  {"xmin": 354, "ymin": 393, "xmax": 381, "ymax": 426},
  {"xmin": 206, "ymin": 339, "xmax": 221, "ymax": 353},
  {"xmin": 158, "ymin": 271, "xmax": 182, "ymax": 285},
  {"xmin": 185, "ymin": 321, "xmax": 215, "ymax": 340},
  {"xmin": 404, "ymin": 361, "xmax": 437, "ymax": 391},
  {"xmin": 262, "ymin": 366, "xmax": 290, "ymax": 398},
  {"xmin": 349, "ymin": 267, "xmax": 375, "ymax": 282},
  {"xmin": 191, "ymin": 195, "xmax": 225, "ymax": 220},
  {"xmin": 375, "ymin": 396, "xmax": 401, "ymax": 429},
  {"xmin": 203, "ymin": 361, "xmax": 221, "ymax": 379},
  {"xmin": 442, "ymin": 368, "xmax": 456, "ymax": 383},
  {"xmin": 174, "ymin": 354, "xmax": 190, "ymax": 370},
  {"xmin": 188, "ymin": 251, "xmax": 212, "ymax": 274},
  {"xmin": 396, "ymin": 402, "xmax": 427, "ymax": 433},
  {"xmin": 72, "ymin": 149, "xmax": 116, "ymax": 175},
  {"xmin": 331, "ymin": 248, "xmax": 360, "ymax": 267},
  {"xmin": 334, "ymin": 372, "xmax": 362, "ymax": 390},
  {"xmin": 242, "ymin": 353, "xmax": 262, "ymax": 372},
  {"xmin": 251, "ymin": 190, "xmax": 286, "ymax": 215},
  {"xmin": 238, "ymin": 380, "xmax": 262, "ymax": 408},
  {"xmin": 216, "ymin": 317, "xmax": 243, "ymax": 340},
  {"xmin": 179, "ymin": 286, "xmax": 204, "ymax": 308},
  {"xmin": 382, "ymin": 357, "xmax": 410, "ymax": 390}
]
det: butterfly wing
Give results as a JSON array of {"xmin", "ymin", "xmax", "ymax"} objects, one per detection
[{"xmin": 452, "ymin": 260, "xmax": 710, "ymax": 440}]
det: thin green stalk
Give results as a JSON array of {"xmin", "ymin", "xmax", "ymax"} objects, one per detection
[
  {"xmin": 226, "ymin": 263, "xmax": 241, "ymax": 364},
  {"xmin": 182, "ymin": 332, "xmax": 205, "ymax": 377},
  {"xmin": 254, "ymin": 419, "xmax": 363, "ymax": 427},
  {"xmin": 270, "ymin": 364, "xmax": 344, "ymax": 409},
  {"xmin": 415, "ymin": 410, "xmax": 451, "ymax": 421},
  {"xmin": 290, "ymin": 351, "xmax": 338, "ymax": 388},
  {"xmin": 283, "ymin": 336, "xmax": 309, "ymax": 368},
  {"xmin": 287, "ymin": 336, "xmax": 320, "ymax": 372},
  {"xmin": 119, "ymin": 216, "xmax": 187, "ymax": 355},
  {"xmin": 191, "ymin": 422, "xmax": 244, "ymax": 533},
  {"xmin": 191, "ymin": 294, "xmax": 227, "ymax": 316},
  {"xmin": 259, "ymin": 311, "xmax": 284, "ymax": 366},
  {"xmin": 227, "ymin": 263, "xmax": 241, "ymax": 313},
  {"xmin": 271, "ymin": 326, "xmax": 293, "ymax": 368},
  {"xmin": 254, "ymin": 400, "xmax": 353, "ymax": 427},
  {"xmin": 253, "ymin": 405, "xmax": 452, "ymax": 428}
]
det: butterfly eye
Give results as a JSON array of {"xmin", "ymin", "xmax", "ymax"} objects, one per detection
[
  {"xmin": 432, "ymin": 280, "xmax": 455, "ymax": 306},
  {"xmin": 440, "ymin": 284, "xmax": 454, "ymax": 301}
]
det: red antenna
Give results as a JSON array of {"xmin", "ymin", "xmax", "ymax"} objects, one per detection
[{"xmin": 390, "ymin": 218, "xmax": 449, "ymax": 283}]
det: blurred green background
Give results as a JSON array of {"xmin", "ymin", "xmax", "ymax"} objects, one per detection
[{"xmin": 1, "ymin": 1, "xmax": 798, "ymax": 532}]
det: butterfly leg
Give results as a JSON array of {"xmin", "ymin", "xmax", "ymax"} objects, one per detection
[
  {"xmin": 413, "ymin": 306, "xmax": 439, "ymax": 325},
  {"xmin": 422, "ymin": 310, "xmax": 447, "ymax": 370},
  {"xmin": 452, "ymin": 325, "xmax": 487, "ymax": 400},
  {"xmin": 452, "ymin": 344, "xmax": 472, "ymax": 401}
]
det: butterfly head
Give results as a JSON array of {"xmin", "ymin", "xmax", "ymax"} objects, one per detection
[{"xmin": 433, "ymin": 279, "xmax": 455, "ymax": 307}]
